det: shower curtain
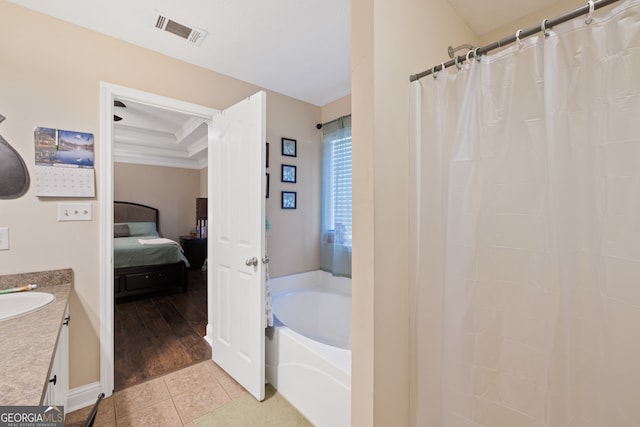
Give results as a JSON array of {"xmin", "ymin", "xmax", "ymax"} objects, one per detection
[{"xmin": 411, "ymin": 1, "xmax": 640, "ymax": 426}]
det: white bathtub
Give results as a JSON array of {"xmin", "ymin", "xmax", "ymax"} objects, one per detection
[{"xmin": 266, "ymin": 270, "xmax": 351, "ymax": 427}]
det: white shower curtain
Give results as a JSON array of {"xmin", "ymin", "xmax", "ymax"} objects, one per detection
[{"xmin": 412, "ymin": 1, "xmax": 640, "ymax": 426}]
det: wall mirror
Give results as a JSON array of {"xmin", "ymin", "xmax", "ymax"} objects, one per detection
[{"xmin": 0, "ymin": 114, "xmax": 30, "ymax": 199}]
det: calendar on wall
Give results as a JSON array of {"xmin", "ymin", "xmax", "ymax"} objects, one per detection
[{"xmin": 33, "ymin": 127, "xmax": 95, "ymax": 197}]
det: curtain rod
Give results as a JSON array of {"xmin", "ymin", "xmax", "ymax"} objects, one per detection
[
  {"xmin": 316, "ymin": 114, "xmax": 351, "ymax": 130},
  {"xmin": 409, "ymin": 0, "xmax": 622, "ymax": 82}
]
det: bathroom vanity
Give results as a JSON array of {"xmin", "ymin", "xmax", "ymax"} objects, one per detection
[{"xmin": 0, "ymin": 269, "xmax": 73, "ymax": 406}]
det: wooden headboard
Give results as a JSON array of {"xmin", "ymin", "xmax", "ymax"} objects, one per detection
[{"xmin": 114, "ymin": 201, "xmax": 159, "ymax": 230}]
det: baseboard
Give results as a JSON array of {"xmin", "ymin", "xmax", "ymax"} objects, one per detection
[
  {"xmin": 204, "ymin": 323, "xmax": 213, "ymax": 347},
  {"xmin": 67, "ymin": 381, "xmax": 103, "ymax": 413}
]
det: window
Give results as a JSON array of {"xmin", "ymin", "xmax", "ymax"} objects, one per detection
[
  {"xmin": 327, "ymin": 133, "xmax": 352, "ymax": 245},
  {"xmin": 321, "ymin": 115, "xmax": 352, "ymax": 276}
]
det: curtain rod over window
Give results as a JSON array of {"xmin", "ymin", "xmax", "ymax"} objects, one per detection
[
  {"xmin": 409, "ymin": 0, "xmax": 622, "ymax": 82},
  {"xmin": 316, "ymin": 114, "xmax": 351, "ymax": 130}
]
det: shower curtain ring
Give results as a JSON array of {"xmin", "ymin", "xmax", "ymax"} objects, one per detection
[
  {"xmin": 586, "ymin": 0, "xmax": 595, "ymax": 24},
  {"xmin": 515, "ymin": 29, "xmax": 523, "ymax": 49},
  {"xmin": 454, "ymin": 55, "xmax": 461, "ymax": 70},
  {"xmin": 473, "ymin": 47, "xmax": 481, "ymax": 61},
  {"xmin": 432, "ymin": 66, "xmax": 438, "ymax": 79},
  {"xmin": 541, "ymin": 19, "xmax": 551, "ymax": 37},
  {"xmin": 466, "ymin": 49, "xmax": 473, "ymax": 63}
]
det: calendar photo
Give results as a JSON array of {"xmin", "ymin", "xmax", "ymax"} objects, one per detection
[{"xmin": 34, "ymin": 127, "xmax": 94, "ymax": 168}]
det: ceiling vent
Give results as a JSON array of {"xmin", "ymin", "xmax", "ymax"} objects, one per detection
[{"xmin": 154, "ymin": 11, "xmax": 207, "ymax": 46}]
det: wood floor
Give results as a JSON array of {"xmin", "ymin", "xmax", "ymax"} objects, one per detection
[{"xmin": 114, "ymin": 269, "xmax": 211, "ymax": 391}]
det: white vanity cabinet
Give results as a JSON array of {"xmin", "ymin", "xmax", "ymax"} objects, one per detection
[{"xmin": 44, "ymin": 310, "xmax": 70, "ymax": 407}]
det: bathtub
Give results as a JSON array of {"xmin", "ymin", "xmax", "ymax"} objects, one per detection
[{"xmin": 266, "ymin": 270, "xmax": 351, "ymax": 427}]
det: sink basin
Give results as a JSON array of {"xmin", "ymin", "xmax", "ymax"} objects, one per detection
[{"xmin": 0, "ymin": 292, "xmax": 56, "ymax": 322}]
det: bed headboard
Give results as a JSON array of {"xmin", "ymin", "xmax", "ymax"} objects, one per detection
[{"xmin": 114, "ymin": 201, "xmax": 159, "ymax": 230}]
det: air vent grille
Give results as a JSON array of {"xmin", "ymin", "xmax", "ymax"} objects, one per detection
[
  {"xmin": 154, "ymin": 15, "xmax": 167, "ymax": 29},
  {"xmin": 154, "ymin": 11, "xmax": 207, "ymax": 46},
  {"xmin": 165, "ymin": 20, "xmax": 191, "ymax": 39}
]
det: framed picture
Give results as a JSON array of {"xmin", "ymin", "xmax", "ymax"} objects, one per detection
[
  {"xmin": 281, "ymin": 164, "xmax": 296, "ymax": 183},
  {"xmin": 282, "ymin": 137, "xmax": 296, "ymax": 157},
  {"xmin": 266, "ymin": 173, "xmax": 270, "ymax": 198},
  {"xmin": 281, "ymin": 191, "xmax": 296, "ymax": 209},
  {"xmin": 266, "ymin": 142, "xmax": 270, "ymax": 168}
]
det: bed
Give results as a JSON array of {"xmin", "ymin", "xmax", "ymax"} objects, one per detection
[{"xmin": 113, "ymin": 201, "xmax": 189, "ymax": 299}]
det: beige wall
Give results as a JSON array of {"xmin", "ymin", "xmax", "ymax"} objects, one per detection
[
  {"xmin": 478, "ymin": 0, "xmax": 585, "ymax": 45},
  {"xmin": 321, "ymin": 95, "xmax": 351, "ymax": 124},
  {"xmin": 265, "ymin": 92, "xmax": 322, "ymax": 278},
  {"xmin": 114, "ymin": 163, "xmax": 201, "ymax": 242},
  {"xmin": 0, "ymin": 0, "xmax": 321, "ymax": 390},
  {"xmin": 199, "ymin": 168, "xmax": 208, "ymax": 198},
  {"xmin": 351, "ymin": 0, "xmax": 476, "ymax": 425}
]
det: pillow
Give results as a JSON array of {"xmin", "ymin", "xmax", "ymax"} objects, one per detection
[
  {"xmin": 127, "ymin": 222, "xmax": 159, "ymax": 237},
  {"xmin": 113, "ymin": 223, "xmax": 130, "ymax": 238}
]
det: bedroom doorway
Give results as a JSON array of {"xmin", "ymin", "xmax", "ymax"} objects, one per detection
[
  {"xmin": 99, "ymin": 83, "xmax": 220, "ymax": 396},
  {"xmin": 99, "ymin": 83, "xmax": 267, "ymax": 402}
]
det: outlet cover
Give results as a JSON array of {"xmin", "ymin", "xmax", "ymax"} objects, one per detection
[{"xmin": 57, "ymin": 203, "xmax": 92, "ymax": 221}]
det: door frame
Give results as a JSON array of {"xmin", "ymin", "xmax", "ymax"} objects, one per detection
[{"xmin": 98, "ymin": 82, "xmax": 218, "ymax": 396}]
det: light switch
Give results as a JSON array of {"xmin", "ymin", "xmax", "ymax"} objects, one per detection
[
  {"xmin": 0, "ymin": 227, "xmax": 8, "ymax": 250},
  {"xmin": 57, "ymin": 203, "xmax": 92, "ymax": 221}
]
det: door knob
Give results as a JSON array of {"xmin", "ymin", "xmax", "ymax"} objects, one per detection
[{"xmin": 245, "ymin": 257, "xmax": 258, "ymax": 267}]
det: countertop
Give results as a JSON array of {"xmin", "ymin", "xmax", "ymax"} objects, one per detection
[{"xmin": 0, "ymin": 269, "xmax": 73, "ymax": 406}]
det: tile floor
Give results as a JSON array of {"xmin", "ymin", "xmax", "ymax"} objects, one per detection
[{"xmin": 65, "ymin": 360, "xmax": 253, "ymax": 426}]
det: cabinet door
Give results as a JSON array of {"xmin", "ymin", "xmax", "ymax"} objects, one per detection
[{"xmin": 45, "ymin": 311, "xmax": 69, "ymax": 407}]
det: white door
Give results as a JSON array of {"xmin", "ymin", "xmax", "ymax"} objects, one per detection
[{"xmin": 206, "ymin": 91, "xmax": 266, "ymax": 401}]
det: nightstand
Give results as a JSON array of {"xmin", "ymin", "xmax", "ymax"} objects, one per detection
[{"xmin": 179, "ymin": 235, "xmax": 207, "ymax": 270}]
